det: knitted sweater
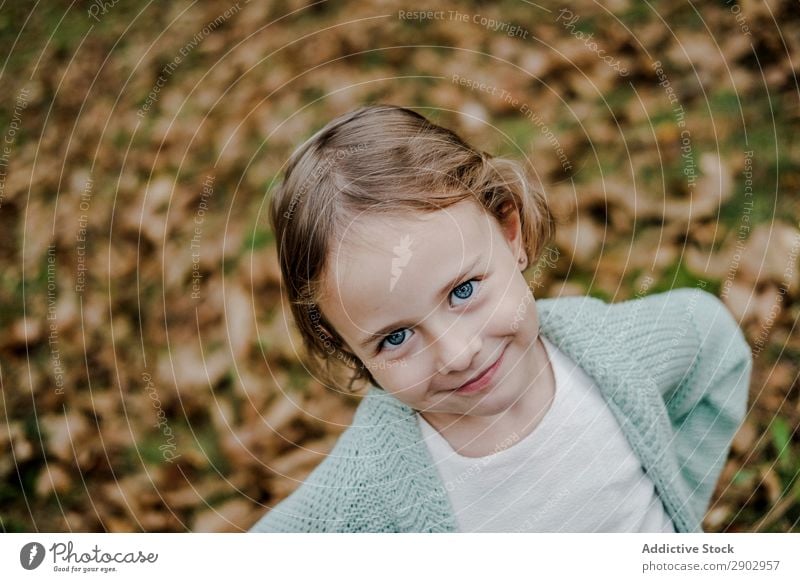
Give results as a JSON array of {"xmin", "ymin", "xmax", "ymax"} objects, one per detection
[{"xmin": 249, "ymin": 288, "xmax": 752, "ymax": 533}]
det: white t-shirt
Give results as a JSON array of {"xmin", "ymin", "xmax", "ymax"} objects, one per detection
[{"xmin": 417, "ymin": 336, "xmax": 676, "ymax": 532}]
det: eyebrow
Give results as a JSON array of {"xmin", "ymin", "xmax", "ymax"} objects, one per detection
[{"xmin": 357, "ymin": 255, "xmax": 482, "ymax": 350}]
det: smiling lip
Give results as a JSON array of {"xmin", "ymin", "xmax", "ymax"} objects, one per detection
[{"xmin": 454, "ymin": 347, "xmax": 506, "ymax": 395}]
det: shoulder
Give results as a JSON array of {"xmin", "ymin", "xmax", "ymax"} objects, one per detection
[
  {"xmin": 620, "ymin": 287, "xmax": 750, "ymax": 362},
  {"xmin": 614, "ymin": 287, "xmax": 751, "ymax": 411},
  {"xmin": 538, "ymin": 287, "xmax": 751, "ymax": 395},
  {"xmin": 537, "ymin": 287, "xmax": 713, "ymax": 341},
  {"xmin": 249, "ymin": 388, "xmax": 407, "ymax": 532},
  {"xmin": 250, "ymin": 387, "xmax": 457, "ymax": 532},
  {"xmin": 541, "ymin": 287, "xmax": 744, "ymax": 344},
  {"xmin": 614, "ymin": 287, "xmax": 751, "ymax": 373}
]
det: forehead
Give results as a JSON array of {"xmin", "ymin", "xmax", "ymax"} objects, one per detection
[{"xmin": 319, "ymin": 198, "xmax": 497, "ymax": 333}]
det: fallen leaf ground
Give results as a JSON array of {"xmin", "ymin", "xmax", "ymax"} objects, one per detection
[{"xmin": 0, "ymin": 0, "xmax": 798, "ymax": 532}]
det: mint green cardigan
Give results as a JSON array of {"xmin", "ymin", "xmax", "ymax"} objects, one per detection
[{"xmin": 249, "ymin": 288, "xmax": 752, "ymax": 533}]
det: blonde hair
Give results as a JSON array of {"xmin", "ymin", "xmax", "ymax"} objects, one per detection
[{"xmin": 269, "ymin": 104, "xmax": 555, "ymax": 392}]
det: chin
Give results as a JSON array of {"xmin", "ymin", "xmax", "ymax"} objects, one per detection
[{"xmin": 469, "ymin": 390, "xmax": 517, "ymax": 416}]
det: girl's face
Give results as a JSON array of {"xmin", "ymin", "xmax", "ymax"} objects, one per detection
[{"xmin": 317, "ymin": 197, "xmax": 543, "ymax": 420}]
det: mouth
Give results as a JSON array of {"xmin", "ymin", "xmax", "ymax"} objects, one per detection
[{"xmin": 453, "ymin": 345, "xmax": 507, "ymax": 395}]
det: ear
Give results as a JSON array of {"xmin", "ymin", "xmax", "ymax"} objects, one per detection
[{"xmin": 498, "ymin": 201, "xmax": 527, "ymax": 270}]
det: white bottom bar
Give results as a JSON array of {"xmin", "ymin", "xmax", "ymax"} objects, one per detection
[{"xmin": 2, "ymin": 533, "xmax": 798, "ymax": 581}]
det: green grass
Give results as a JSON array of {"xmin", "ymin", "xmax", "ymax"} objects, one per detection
[
  {"xmin": 619, "ymin": 2, "xmax": 653, "ymax": 26},
  {"xmin": 192, "ymin": 423, "xmax": 228, "ymax": 473},
  {"xmin": 709, "ymin": 90, "xmax": 744, "ymax": 116},
  {"xmin": 732, "ymin": 467, "xmax": 756, "ymax": 486},
  {"xmin": 568, "ymin": 269, "xmax": 613, "ymax": 302},
  {"xmin": 0, "ymin": 513, "xmax": 30, "ymax": 532},
  {"xmin": 243, "ymin": 223, "xmax": 274, "ymax": 251},
  {"xmin": 771, "ymin": 417, "xmax": 795, "ymax": 473},
  {"xmin": 649, "ymin": 258, "xmax": 721, "ymax": 296},
  {"xmin": 495, "ymin": 117, "xmax": 535, "ymax": 153}
]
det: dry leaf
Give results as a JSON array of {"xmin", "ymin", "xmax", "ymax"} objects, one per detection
[
  {"xmin": 224, "ymin": 284, "xmax": 254, "ymax": 359},
  {"xmin": 35, "ymin": 465, "xmax": 72, "ymax": 497},
  {"xmin": 554, "ymin": 218, "xmax": 604, "ymax": 266},
  {"xmin": 192, "ymin": 498, "xmax": 253, "ymax": 532},
  {"xmin": 39, "ymin": 413, "xmax": 90, "ymax": 463},
  {"xmin": 739, "ymin": 223, "xmax": 800, "ymax": 290}
]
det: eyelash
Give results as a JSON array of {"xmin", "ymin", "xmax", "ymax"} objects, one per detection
[{"xmin": 375, "ymin": 277, "xmax": 483, "ymax": 354}]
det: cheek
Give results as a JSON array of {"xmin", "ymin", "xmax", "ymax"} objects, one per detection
[
  {"xmin": 369, "ymin": 356, "xmax": 436, "ymax": 403},
  {"xmin": 491, "ymin": 277, "xmax": 537, "ymax": 332},
  {"xmin": 369, "ymin": 360, "xmax": 424, "ymax": 392}
]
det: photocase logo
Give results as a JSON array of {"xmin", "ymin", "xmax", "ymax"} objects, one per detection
[
  {"xmin": 390, "ymin": 234, "xmax": 413, "ymax": 291},
  {"xmin": 20, "ymin": 542, "xmax": 45, "ymax": 570}
]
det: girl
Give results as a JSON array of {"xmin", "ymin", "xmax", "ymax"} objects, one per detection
[{"xmin": 250, "ymin": 104, "xmax": 751, "ymax": 532}]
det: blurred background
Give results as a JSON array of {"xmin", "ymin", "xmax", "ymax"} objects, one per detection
[{"xmin": 0, "ymin": 0, "xmax": 798, "ymax": 532}]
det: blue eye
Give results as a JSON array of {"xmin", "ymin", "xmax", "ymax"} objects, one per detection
[
  {"xmin": 451, "ymin": 280, "xmax": 477, "ymax": 304},
  {"xmin": 378, "ymin": 328, "xmax": 410, "ymax": 353},
  {"xmin": 376, "ymin": 278, "xmax": 482, "ymax": 353}
]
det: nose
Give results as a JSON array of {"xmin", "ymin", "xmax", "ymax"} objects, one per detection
[{"xmin": 433, "ymin": 318, "xmax": 482, "ymax": 375}]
